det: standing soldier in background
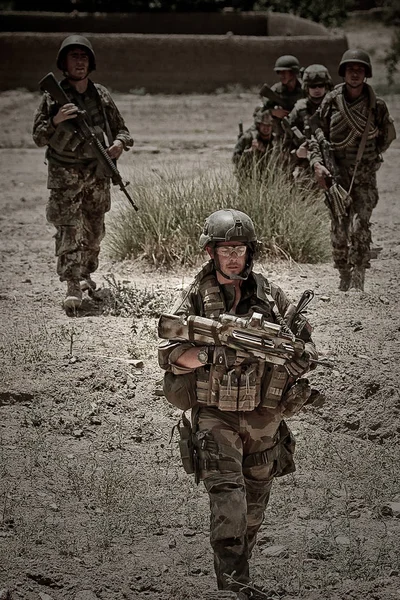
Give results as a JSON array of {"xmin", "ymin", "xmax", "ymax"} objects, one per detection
[
  {"xmin": 261, "ymin": 55, "xmax": 304, "ymax": 140},
  {"xmin": 310, "ymin": 49, "xmax": 396, "ymax": 291},
  {"xmin": 33, "ymin": 35, "xmax": 133, "ymax": 311},
  {"xmin": 232, "ymin": 108, "xmax": 274, "ymax": 182},
  {"xmin": 285, "ymin": 64, "xmax": 333, "ymax": 175},
  {"xmin": 158, "ymin": 209, "xmax": 318, "ymax": 599}
]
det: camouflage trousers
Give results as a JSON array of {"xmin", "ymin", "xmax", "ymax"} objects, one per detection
[
  {"xmin": 331, "ymin": 165, "xmax": 379, "ymax": 271},
  {"xmin": 195, "ymin": 405, "xmax": 281, "ymax": 592},
  {"xmin": 46, "ymin": 168, "xmax": 111, "ymax": 282}
]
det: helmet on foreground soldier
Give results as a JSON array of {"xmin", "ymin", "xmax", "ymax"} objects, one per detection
[
  {"xmin": 199, "ymin": 209, "xmax": 259, "ymax": 280},
  {"xmin": 56, "ymin": 35, "xmax": 96, "ymax": 72},
  {"xmin": 338, "ymin": 48, "xmax": 372, "ymax": 78},
  {"xmin": 302, "ymin": 64, "xmax": 333, "ymax": 92},
  {"xmin": 274, "ymin": 55, "xmax": 300, "ymax": 73},
  {"xmin": 254, "ymin": 107, "xmax": 273, "ymax": 126}
]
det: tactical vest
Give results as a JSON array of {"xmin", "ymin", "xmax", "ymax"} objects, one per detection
[
  {"xmin": 193, "ymin": 270, "xmax": 290, "ymax": 412},
  {"xmin": 47, "ymin": 80, "xmax": 111, "ymax": 169}
]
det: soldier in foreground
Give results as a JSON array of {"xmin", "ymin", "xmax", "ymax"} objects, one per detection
[
  {"xmin": 33, "ymin": 35, "xmax": 133, "ymax": 311},
  {"xmin": 310, "ymin": 49, "xmax": 396, "ymax": 291},
  {"xmin": 158, "ymin": 209, "xmax": 318, "ymax": 598},
  {"xmin": 261, "ymin": 55, "xmax": 304, "ymax": 139},
  {"xmin": 232, "ymin": 108, "xmax": 274, "ymax": 181}
]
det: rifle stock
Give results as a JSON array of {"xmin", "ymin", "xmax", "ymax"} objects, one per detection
[
  {"xmin": 39, "ymin": 72, "xmax": 138, "ymax": 211},
  {"xmin": 259, "ymin": 83, "xmax": 292, "ymax": 111},
  {"xmin": 281, "ymin": 117, "xmax": 306, "ymax": 148}
]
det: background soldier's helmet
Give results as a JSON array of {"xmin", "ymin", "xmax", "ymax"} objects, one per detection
[
  {"xmin": 56, "ymin": 35, "xmax": 96, "ymax": 72},
  {"xmin": 338, "ymin": 48, "xmax": 372, "ymax": 78},
  {"xmin": 274, "ymin": 55, "xmax": 300, "ymax": 73},
  {"xmin": 199, "ymin": 209, "xmax": 258, "ymax": 251},
  {"xmin": 302, "ymin": 64, "xmax": 333, "ymax": 92},
  {"xmin": 254, "ymin": 107, "xmax": 273, "ymax": 126}
]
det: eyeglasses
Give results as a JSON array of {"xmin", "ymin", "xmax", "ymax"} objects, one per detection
[
  {"xmin": 215, "ymin": 245, "xmax": 247, "ymax": 257},
  {"xmin": 308, "ymin": 84, "xmax": 325, "ymax": 89}
]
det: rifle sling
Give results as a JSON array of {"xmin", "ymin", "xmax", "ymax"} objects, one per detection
[{"xmin": 347, "ymin": 86, "xmax": 375, "ymax": 197}]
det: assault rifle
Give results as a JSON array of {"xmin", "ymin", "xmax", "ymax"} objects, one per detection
[
  {"xmin": 281, "ymin": 117, "xmax": 307, "ymax": 148},
  {"xmin": 259, "ymin": 83, "xmax": 293, "ymax": 111},
  {"xmin": 309, "ymin": 114, "xmax": 350, "ymax": 220},
  {"xmin": 39, "ymin": 72, "xmax": 138, "ymax": 211},
  {"xmin": 158, "ymin": 311, "xmax": 333, "ymax": 370},
  {"xmin": 238, "ymin": 121, "xmax": 244, "ymax": 137}
]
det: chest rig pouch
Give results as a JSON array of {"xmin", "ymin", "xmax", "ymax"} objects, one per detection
[{"xmin": 196, "ymin": 271, "xmax": 288, "ymax": 412}]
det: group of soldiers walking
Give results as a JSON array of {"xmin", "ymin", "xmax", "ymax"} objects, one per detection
[
  {"xmin": 33, "ymin": 36, "xmax": 396, "ymax": 600},
  {"xmin": 233, "ymin": 50, "xmax": 396, "ymax": 292}
]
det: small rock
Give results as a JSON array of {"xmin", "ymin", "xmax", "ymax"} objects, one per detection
[
  {"xmin": 73, "ymin": 429, "xmax": 84, "ymax": 438},
  {"xmin": 183, "ymin": 529, "xmax": 196, "ymax": 537},
  {"xmin": 261, "ymin": 544, "xmax": 288, "ymax": 558},
  {"xmin": 168, "ymin": 538, "xmax": 176, "ymax": 549},
  {"xmin": 90, "ymin": 416, "xmax": 102, "ymax": 425},
  {"xmin": 320, "ymin": 295, "xmax": 331, "ymax": 302},
  {"xmin": 39, "ymin": 593, "xmax": 55, "ymax": 600},
  {"xmin": 69, "ymin": 356, "xmax": 78, "ymax": 364},
  {"xmin": 75, "ymin": 591, "xmax": 99, "ymax": 600},
  {"xmin": 379, "ymin": 296, "xmax": 390, "ymax": 305},
  {"xmin": 348, "ymin": 510, "xmax": 361, "ymax": 518},
  {"xmin": 387, "ymin": 502, "xmax": 400, "ymax": 517},
  {"xmin": 354, "ymin": 324, "xmax": 363, "ymax": 332},
  {"xmin": 128, "ymin": 359, "xmax": 144, "ymax": 368},
  {"xmin": 154, "ymin": 388, "xmax": 164, "ymax": 397},
  {"xmin": 49, "ymin": 503, "xmax": 59, "ymax": 512},
  {"xmin": 335, "ymin": 535, "xmax": 350, "ymax": 546},
  {"xmin": 22, "ymin": 278, "xmax": 32, "ymax": 284}
]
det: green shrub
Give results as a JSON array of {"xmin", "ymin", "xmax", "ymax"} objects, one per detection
[{"xmin": 106, "ymin": 158, "xmax": 330, "ymax": 267}]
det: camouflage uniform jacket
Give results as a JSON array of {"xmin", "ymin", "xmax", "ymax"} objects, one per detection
[
  {"xmin": 262, "ymin": 79, "xmax": 304, "ymax": 112},
  {"xmin": 288, "ymin": 97, "xmax": 320, "ymax": 132},
  {"xmin": 160, "ymin": 261, "xmax": 317, "ymax": 414},
  {"xmin": 232, "ymin": 126, "xmax": 274, "ymax": 169},
  {"xmin": 309, "ymin": 83, "xmax": 396, "ymax": 170},
  {"xmin": 33, "ymin": 78, "xmax": 133, "ymax": 188}
]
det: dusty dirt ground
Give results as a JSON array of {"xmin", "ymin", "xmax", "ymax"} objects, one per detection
[{"xmin": 1, "ymin": 22, "xmax": 400, "ymax": 600}]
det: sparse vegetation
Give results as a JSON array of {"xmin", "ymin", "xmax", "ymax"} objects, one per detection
[{"xmin": 106, "ymin": 160, "xmax": 330, "ymax": 267}]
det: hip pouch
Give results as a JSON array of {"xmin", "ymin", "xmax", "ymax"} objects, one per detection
[
  {"xmin": 177, "ymin": 412, "xmax": 200, "ymax": 483},
  {"xmin": 163, "ymin": 371, "xmax": 198, "ymax": 411}
]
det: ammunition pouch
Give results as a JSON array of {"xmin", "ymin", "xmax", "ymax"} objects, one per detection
[{"xmin": 243, "ymin": 420, "xmax": 296, "ymax": 478}]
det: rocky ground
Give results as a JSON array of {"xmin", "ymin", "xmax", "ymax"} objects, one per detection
[{"xmin": 1, "ymin": 21, "xmax": 400, "ymax": 600}]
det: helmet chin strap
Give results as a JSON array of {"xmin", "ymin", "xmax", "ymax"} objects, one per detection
[{"xmin": 213, "ymin": 252, "xmax": 254, "ymax": 281}]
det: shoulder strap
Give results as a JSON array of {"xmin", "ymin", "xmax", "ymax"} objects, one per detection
[{"xmin": 347, "ymin": 84, "xmax": 376, "ymax": 197}]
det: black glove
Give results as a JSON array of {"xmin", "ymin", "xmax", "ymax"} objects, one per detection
[{"xmin": 285, "ymin": 349, "xmax": 311, "ymax": 377}]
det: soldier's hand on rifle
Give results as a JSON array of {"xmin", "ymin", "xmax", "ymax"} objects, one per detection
[
  {"xmin": 271, "ymin": 107, "xmax": 289, "ymax": 120},
  {"xmin": 314, "ymin": 161, "xmax": 331, "ymax": 190},
  {"xmin": 52, "ymin": 103, "xmax": 79, "ymax": 126},
  {"xmin": 296, "ymin": 142, "xmax": 308, "ymax": 159},
  {"xmin": 251, "ymin": 139, "xmax": 264, "ymax": 152},
  {"xmin": 107, "ymin": 140, "xmax": 124, "ymax": 160},
  {"xmin": 285, "ymin": 349, "xmax": 311, "ymax": 377}
]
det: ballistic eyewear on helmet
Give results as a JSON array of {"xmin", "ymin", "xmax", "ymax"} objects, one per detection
[
  {"xmin": 215, "ymin": 245, "xmax": 247, "ymax": 257},
  {"xmin": 308, "ymin": 83, "xmax": 325, "ymax": 89}
]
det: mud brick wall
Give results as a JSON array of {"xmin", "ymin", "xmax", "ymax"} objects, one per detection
[{"xmin": 0, "ymin": 31, "xmax": 348, "ymax": 93}]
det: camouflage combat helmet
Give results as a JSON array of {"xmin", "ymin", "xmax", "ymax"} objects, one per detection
[
  {"xmin": 302, "ymin": 64, "xmax": 333, "ymax": 91},
  {"xmin": 338, "ymin": 48, "xmax": 372, "ymax": 78},
  {"xmin": 56, "ymin": 35, "xmax": 96, "ymax": 72},
  {"xmin": 254, "ymin": 108, "xmax": 273, "ymax": 126},
  {"xmin": 274, "ymin": 55, "xmax": 300, "ymax": 73},
  {"xmin": 199, "ymin": 209, "xmax": 258, "ymax": 280}
]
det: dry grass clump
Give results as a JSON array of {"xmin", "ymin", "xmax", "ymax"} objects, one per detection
[{"xmin": 106, "ymin": 159, "xmax": 330, "ymax": 267}]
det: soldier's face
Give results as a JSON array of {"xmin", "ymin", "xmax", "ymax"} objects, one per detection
[
  {"xmin": 277, "ymin": 70, "xmax": 296, "ymax": 86},
  {"xmin": 308, "ymin": 84, "xmax": 326, "ymax": 99},
  {"xmin": 344, "ymin": 63, "xmax": 366, "ymax": 88},
  {"xmin": 65, "ymin": 48, "xmax": 90, "ymax": 80},
  {"xmin": 258, "ymin": 122, "xmax": 272, "ymax": 138},
  {"xmin": 208, "ymin": 242, "xmax": 248, "ymax": 277}
]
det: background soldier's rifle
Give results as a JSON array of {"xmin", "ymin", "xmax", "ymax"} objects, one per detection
[
  {"xmin": 259, "ymin": 83, "xmax": 293, "ymax": 111},
  {"xmin": 281, "ymin": 117, "xmax": 307, "ymax": 148},
  {"xmin": 238, "ymin": 121, "xmax": 244, "ymax": 138},
  {"xmin": 309, "ymin": 114, "xmax": 350, "ymax": 220},
  {"xmin": 39, "ymin": 72, "xmax": 138, "ymax": 211}
]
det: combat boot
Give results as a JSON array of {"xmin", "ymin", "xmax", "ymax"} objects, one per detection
[
  {"xmin": 350, "ymin": 266, "xmax": 365, "ymax": 291},
  {"xmin": 80, "ymin": 275, "xmax": 97, "ymax": 293},
  {"xmin": 63, "ymin": 279, "xmax": 82, "ymax": 310},
  {"xmin": 338, "ymin": 268, "xmax": 351, "ymax": 292}
]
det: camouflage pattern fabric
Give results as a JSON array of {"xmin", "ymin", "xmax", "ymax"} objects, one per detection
[
  {"xmin": 46, "ymin": 166, "xmax": 110, "ymax": 281},
  {"xmin": 33, "ymin": 77, "xmax": 133, "ymax": 282},
  {"xmin": 232, "ymin": 126, "xmax": 274, "ymax": 181},
  {"xmin": 195, "ymin": 405, "xmax": 278, "ymax": 591},
  {"xmin": 309, "ymin": 83, "xmax": 396, "ymax": 271},
  {"xmin": 262, "ymin": 80, "xmax": 304, "ymax": 139}
]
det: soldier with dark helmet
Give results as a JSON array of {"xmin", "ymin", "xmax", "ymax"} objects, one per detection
[
  {"xmin": 33, "ymin": 35, "xmax": 133, "ymax": 311},
  {"xmin": 262, "ymin": 55, "xmax": 304, "ymax": 139},
  {"xmin": 158, "ymin": 209, "xmax": 318, "ymax": 598},
  {"xmin": 310, "ymin": 49, "xmax": 396, "ymax": 291},
  {"xmin": 286, "ymin": 64, "xmax": 333, "ymax": 169},
  {"xmin": 232, "ymin": 108, "xmax": 274, "ymax": 181}
]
